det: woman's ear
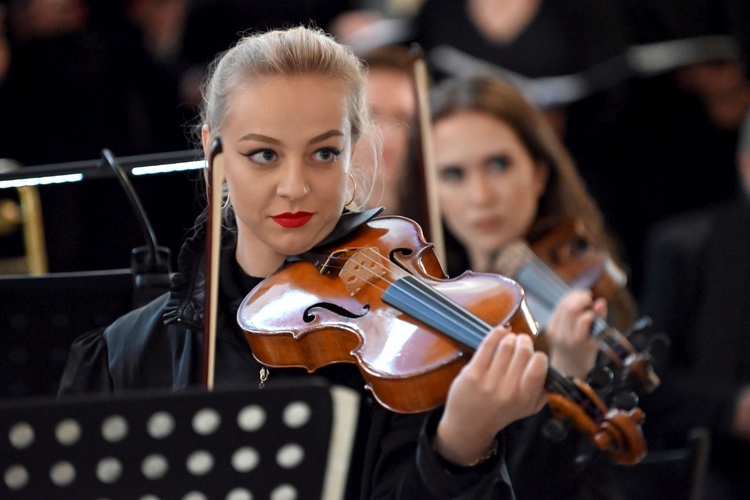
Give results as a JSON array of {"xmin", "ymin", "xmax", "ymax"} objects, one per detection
[{"xmin": 201, "ymin": 124, "xmax": 211, "ymax": 157}]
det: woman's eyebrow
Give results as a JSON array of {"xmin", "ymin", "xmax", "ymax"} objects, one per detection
[
  {"xmin": 237, "ymin": 130, "xmax": 343, "ymax": 145},
  {"xmin": 238, "ymin": 133, "xmax": 281, "ymax": 144},
  {"xmin": 308, "ymin": 130, "xmax": 344, "ymax": 144}
]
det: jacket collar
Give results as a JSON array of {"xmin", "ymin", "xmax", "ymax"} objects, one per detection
[{"xmin": 163, "ymin": 207, "xmax": 384, "ymax": 328}]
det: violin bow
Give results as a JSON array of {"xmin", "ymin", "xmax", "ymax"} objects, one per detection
[
  {"xmin": 201, "ymin": 137, "xmax": 224, "ymax": 390},
  {"xmin": 408, "ymin": 44, "xmax": 446, "ymax": 267}
]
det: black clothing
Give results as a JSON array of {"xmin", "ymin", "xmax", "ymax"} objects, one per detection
[
  {"xmin": 603, "ymin": 72, "xmax": 739, "ymax": 295},
  {"xmin": 443, "ymin": 232, "xmax": 629, "ymax": 500},
  {"xmin": 413, "ymin": 0, "xmax": 629, "ymax": 81},
  {"xmin": 503, "ymin": 408, "xmax": 628, "ymax": 500},
  {"xmin": 639, "ymin": 197, "xmax": 750, "ymax": 499},
  {"xmin": 58, "ymin": 209, "xmax": 517, "ymax": 499}
]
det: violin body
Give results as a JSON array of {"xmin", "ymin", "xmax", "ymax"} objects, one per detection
[
  {"xmin": 525, "ymin": 216, "xmax": 627, "ymax": 302},
  {"xmin": 239, "ymin": 216, "xmax": 537, "ymax": 413}
]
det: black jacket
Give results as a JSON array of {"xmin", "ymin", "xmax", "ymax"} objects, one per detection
[
  {"xmin": 638, "ymin": 198, "xmax": 750, "ymax": 499},
  {"xmin": 58, "ymin": 209, "xmax": 516, "ymax": 499}
]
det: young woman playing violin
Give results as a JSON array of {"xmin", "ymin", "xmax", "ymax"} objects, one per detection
[
  {"xmin": 428, "ymin": 74, "xmax": 639, "ymax": 377},
  {"xmin": 425, "ymin": 74, "xmax": 644, "ymax": 498},
  {"xmin": 58, "ymin": 26, "xmax": 551, "ymax": 498}
]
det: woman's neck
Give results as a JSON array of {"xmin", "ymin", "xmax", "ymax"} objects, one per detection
[
  {"xmin": 234, "ymin": 238, "xmax": 286, "ymax": 278},
  {"xmin": 467, "ymin": 0, "xmax": 543, "ymax": 44}
]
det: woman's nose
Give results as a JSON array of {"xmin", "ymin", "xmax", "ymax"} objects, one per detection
[
  {"xmin": 276, "ymin": 160, "xmax": 309, "ymax": 200},
  {"xmin": 468, "ymin": 172, "xmax": 494, "ymax": 204}
]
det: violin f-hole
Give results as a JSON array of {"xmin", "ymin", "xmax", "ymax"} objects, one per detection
[{"xmin": 303, "ymin": 302, "xmax": 370, "ymax": 323}]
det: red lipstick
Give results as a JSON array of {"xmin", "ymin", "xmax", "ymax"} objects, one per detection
[{"xmin": 271, "ymin": 212, "xmax": 313, "ymax": 228}]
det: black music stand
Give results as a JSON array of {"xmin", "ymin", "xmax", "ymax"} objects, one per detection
[{"xmin": 0, "ymin": 379, "xmax": 360, "ymax": 500}]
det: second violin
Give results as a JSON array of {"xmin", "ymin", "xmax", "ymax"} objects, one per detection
[{"xmin": 494, "ymin": 216, "xmax": 660, "ymax": 394}]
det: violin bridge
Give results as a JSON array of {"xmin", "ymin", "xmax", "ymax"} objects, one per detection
[
  {"xmin": 320, "ymin": 248, "xmax": 360, "ymax": 275},
  {"xmin": 340, "ymin": 247, "xmax": 387, "ymax": 296}
]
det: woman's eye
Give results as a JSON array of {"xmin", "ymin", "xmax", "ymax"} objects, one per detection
[
  {"xmin": 487, "ymin": 155, "xmax": 510, "ymax": 172},
  {"xmin": 438, "ymin": 166, "xmax": 464, "ymax": 182},
  {"xmin": 312, "ymin": 147, "xmax": 341, "ymax": 163},
  {"xmin": 245, "ymin": 149, "xmax": 277, "ymax": 164}
]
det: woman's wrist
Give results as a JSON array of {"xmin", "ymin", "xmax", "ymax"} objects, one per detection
[
  {"xmin": 433, "ymin": 421, "xmax": 498, "ymax": 467},
  {"xmin": 432, "ymin": 434, "xmax": 498, "ymax": 469}
]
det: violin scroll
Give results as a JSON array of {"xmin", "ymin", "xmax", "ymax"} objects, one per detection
[{"xmin": 548, "ymin": 377, "xmax": 647, "ymax": 465}]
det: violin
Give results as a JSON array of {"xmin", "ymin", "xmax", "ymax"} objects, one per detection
[
  {"xmin": 493, "ymin": 216, "xmax": 660, "ymax": 393},
  {"xmin": 237, "ymin": 215, "xmax": 647, "ymax": 465},
  {"xmin": 525, "ymin": 216, "xmax": 627, "ymax": 303}
]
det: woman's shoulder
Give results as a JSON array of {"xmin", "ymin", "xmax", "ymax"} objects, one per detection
[
  {"xmin": 644, "ymin": 208, "xmax": 715, "ymax": 262},
  {"xmin": 104, "ymin": 292, "xmax": 201, "ymax": 391},
  {"xmin": 57, "ymin": 295, "xmax": 174, "ymax": 397},
  {"xmin": 103, "ymin": 293, "xmax": 172, "ymax": 346}
]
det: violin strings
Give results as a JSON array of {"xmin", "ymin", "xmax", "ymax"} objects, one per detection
[
  {"xmin": 398, "ymin": 276, "xmax": 494, "ymax": 347},
  {"xmin": 317, "ymin": 248, "xmax": 491, "ymax": 346},
  {"xmin": 345, "ymin": 251, "xmax": 596, "ymax": 401},
  {"xmin": 312, "ymin": 251, "xmax": 487, "ymax": 343},
  {"xmin": 332, "ymin": 250, "xmax": 633, "ymax": 362},
  {"xmin": 546, "ymin": 369, "xmax": 579, "ymax": 402},
  {"xmin": 347, "ymin": 250, "xmax": 491, "ymax": 347},
  {"xmin": 502, "ymin": 243, "xmax": 571, "ymax": 306},
  {"xmin": 499, "ymin": 244, "xmax": 631, "ymax": 353},
  {"xmin": 322, "ymin": 248, "xmax": 621, "ymax": 360},
  {"xmin": 322, "ymin": 248, "xmax": 633, "ymax": 362},
  {"xmin": 492, "ymin": 240, "xmax": 529, "ymax": 276},
  {"xmin": 316, "ymin": 249, "xmax": 603, "ymax": 411}
]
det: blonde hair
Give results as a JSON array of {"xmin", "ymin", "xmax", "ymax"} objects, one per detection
[{"xmin": 197, "ymin": 26, "xmax": 379, "ymax": 210}]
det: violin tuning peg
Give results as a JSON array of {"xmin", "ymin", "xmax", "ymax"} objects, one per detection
[
  {"xmin": 645, "ymin": 331, "xmax": 671, "ymax": 352},
  {"xmin": 542, "ymin": 418, "xmax": 568, "ymax": 443},
  {"xmin": 586, "ymin": 366, "xmax": 614, "ymax": 393},
  {"xmin": 634, "ymin": 315, "xmax": 652, "ymax": 331},
  {"xmin": 611, "ymin": 390, "xmax": 639, "ymax": 411},
  {"xmin": 624, "ymin": 316, "xmax": 653, "ymax": 340}
]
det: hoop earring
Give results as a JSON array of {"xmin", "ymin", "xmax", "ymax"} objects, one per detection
[{"xmin": 345, "ymin": 173, "xmax": 357, "ymax": 207}]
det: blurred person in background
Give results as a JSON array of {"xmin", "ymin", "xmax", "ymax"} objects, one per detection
[
  {"xmin": 422, "ymin": 74, "xmax": 640, "ymax": 499},
  {"xmin": 354, "ymin": 44, "xmax": 417, "ymax": 217},
  {"xmin": 637, "ymin": 109, "xmax": 750, "ymax": 500},
  {"xmin": 411, "ymin": 0, "xmax": 632, "ymax": 178},
  {"xmin": 610, "ymin": 0, "xmax": 750, "ymax": 296}
]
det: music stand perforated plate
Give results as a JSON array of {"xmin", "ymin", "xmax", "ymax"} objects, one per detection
[{"xmin": 0, "ymin": 379, "xmax": 359, "ymax": 500}]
